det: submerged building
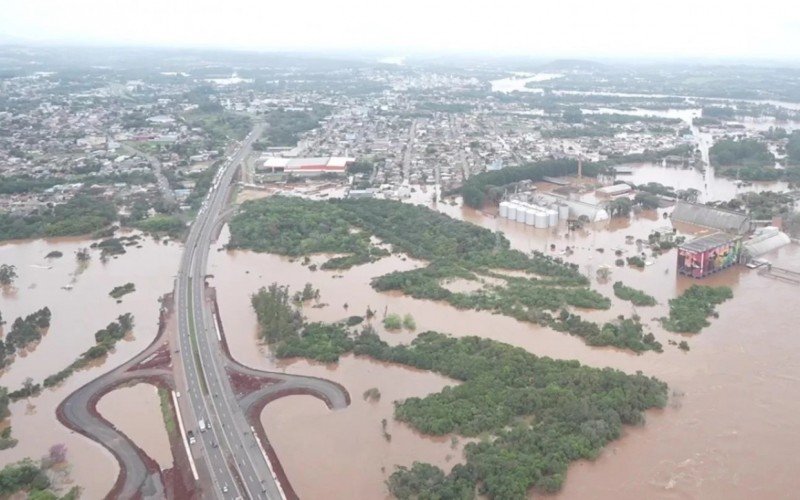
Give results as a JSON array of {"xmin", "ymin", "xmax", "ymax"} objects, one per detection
[
  {"xmin": 677, "ymin": 232, "xmax": 743, "ymax": 278},
  {"xmin": 671, "ymin": 201, "xmax": 751, "ymax": 234},
  {"xmin": 743, "ymin": 226, "xmax": 791, "ymax": 259}
]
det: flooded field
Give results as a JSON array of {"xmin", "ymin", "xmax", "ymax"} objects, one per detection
[
  {"xmin": 97, "ymin": 383, "xmax": 173, "ymax": 470},
  {"xmin": 614, "ymin": 162, "xmax": 790, "ymax": 203},
  {"xmin": 0, "ymin": 233, "xmax": 182, "ymax": 498},
  {"xmin": 211, "ymin": 192, "xmax": 800, "ymax": 499},
  {"xmin": 261, "ymin": 356, "xmax": 472, "ymax": 500}
]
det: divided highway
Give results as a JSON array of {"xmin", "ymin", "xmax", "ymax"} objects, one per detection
[
  {"xmin": 58, "ymin": 122, "xmax": 350, "ymax": 499},
  {"xmin": 174, "ymin": 123, "xmax": 281, "ymax": 500}
]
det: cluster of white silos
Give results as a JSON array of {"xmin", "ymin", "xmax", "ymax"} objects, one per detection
[{"xmin": 499, "ymin": 200, "xmax": 565, "ymax": 228}]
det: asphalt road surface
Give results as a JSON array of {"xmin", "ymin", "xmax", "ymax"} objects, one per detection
[{"xmin": 174, "ymin": 123, "xmax": 281, "ymax": 500}]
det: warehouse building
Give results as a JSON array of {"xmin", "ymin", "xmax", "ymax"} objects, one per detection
[
  {"xmin": 260, "ymin": 156, "xmax": 355, "ymax": 176},
  {"xmin": 671, "ymin": 201, "xmax": 751, "ymax": 234}
]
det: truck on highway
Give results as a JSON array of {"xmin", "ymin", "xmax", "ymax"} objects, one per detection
[
  {"xmin": 199, "ymin": 418, "xmax": 207, "ymax": 432},
  {"xmin": 187, "ymin": 430, "xmax": 196, "ymax": 445}
]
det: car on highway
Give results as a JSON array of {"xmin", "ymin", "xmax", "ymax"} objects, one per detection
[{"xmin": 187, "ymin": 430, "xmax": 196, "ymax": 445}]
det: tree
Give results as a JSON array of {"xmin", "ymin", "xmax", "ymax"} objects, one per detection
[
  {"xmin": 47, "ymin": 444, "xmax": 67, "ymax": 465},
  {"xmin": 677, "ymin": 188, "xmax": 700, "ymax": 203},
  {"xmin": 21, "ymin": 378, "xmax": 35, "ymax": 399},
  {"xmin": 562, "ymin": 106, "xmax": 584, "ymax": 123},
  {"xmin": 0, "ymin": 387, "xmax": 9, "ymax": 419},
  {"xmin": 383, "ymin": 314, "xmax": 402, "ymax": 330},
  {"xmin": 0, "ymin": 265, "xmax": 17, "ymax": 286},
  {"xmin": 402, "ymin": 314, "xmax": 416, "ymax": 330},
  {"xmin": 607, "ymin": 197, "xmax": 632, "ymax": 218}
]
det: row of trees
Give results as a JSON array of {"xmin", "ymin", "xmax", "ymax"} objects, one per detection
[
  {"xmin": 613, "ymin": 281, "xmax": 657, "ymax": 306},
  {"xmin": 7, "ymin": 314, "xmax": 135, "ymax": 400},
  {"xmin": 709, "ymin": 138, "xmax": 774, "ymax": 167}
]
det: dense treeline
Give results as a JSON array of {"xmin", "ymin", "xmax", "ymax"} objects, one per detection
[
  {"xmin": 253, "ymin": 106, "xmax": 331, "ymax": 148},
  {"xmin": 0, "ymin": 195, "xmax": 117, "ymax": 241},
  {"xmin": 613, "ymin": 282, "xmax": 657, "ymax": 306},
  {"xmin": 235, "ymin": 198, "xmax": 663, "ymax": 352},
  {"xmin": 0, "ymin": 308, "xmax": 52, "ymax": 367},
  {"xmin": 709, "ymin": 138, "xmax": 774, "ymax": 167},
  {"xmin": 134, "ymin": 214, "xmax": 185, "ymax": 238},
  {"xmin": 229, "ymin": 197, "xmax": 388, "ymax": 269},
  {"xmin": 264, "ymin": 323, "xmax": 668, "ymax": 499},
  {"xmin": 661, "ymin": 285, "xmax": 732, "ymax": 333}
]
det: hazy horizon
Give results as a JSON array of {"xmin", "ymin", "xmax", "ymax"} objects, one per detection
[{"xmin": 1, "ymin": 0, "xmax": 799, "ymax": 62}]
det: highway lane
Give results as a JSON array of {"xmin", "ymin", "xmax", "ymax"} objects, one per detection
[{"xmin": 174, "ymin": 123, "xmax": 277, "ymax": 500}]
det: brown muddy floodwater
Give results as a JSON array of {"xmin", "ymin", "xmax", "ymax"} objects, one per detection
[
  {"xmin": 615, "ymin": 162, "xmax": 790, "ymax": 203},
  {"xmin": 96, "ymin": 383, "xmax": 173, "ymax": 470},
  {"xmin": 0, "ymin": 233, "xmax": 182, "ymax": 498},
  {"xmin": 211, "ymin": 187, "xmax": 800, "ymax": 500}
]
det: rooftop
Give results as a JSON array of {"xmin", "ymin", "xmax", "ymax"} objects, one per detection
[
  {"xmin": 671, "ymin": 201, "xmax": 751, "ymax": 235},
  {"xmin": 679, "ymin": 232, "xmax": 739, "ymax": 253}
]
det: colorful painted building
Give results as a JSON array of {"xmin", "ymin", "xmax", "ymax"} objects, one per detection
[{"xmin": 677, "ymin": 232, "xmax": 742, "ymax": 278}]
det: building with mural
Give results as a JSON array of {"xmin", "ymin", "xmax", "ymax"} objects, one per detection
[{"xmin": 677, "ymin": 232, "xmax": 743, "ymax": 278}]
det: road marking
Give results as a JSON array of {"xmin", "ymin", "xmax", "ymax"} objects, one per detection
[{"xmin": 172, "ymin": 390, "xmax": 199, "ymax": 481}]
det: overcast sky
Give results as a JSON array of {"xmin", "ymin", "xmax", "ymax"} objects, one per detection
[{"xmin": 1, "ymin": 0, "xmax": 799, "ymax": 60}]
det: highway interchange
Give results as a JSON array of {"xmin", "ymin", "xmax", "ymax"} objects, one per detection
[{"xmin": 59, "ymin": 123, "xmax": 349, "ymax": 499}]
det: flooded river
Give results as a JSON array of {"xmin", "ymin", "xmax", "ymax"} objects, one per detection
[
  {"xmin": 209, "ymin": 199, "xmax": 800, "ymax": 500},
  {"xmin": 3, "ymin": 190, "xmax": 796, "ymax": 499},
  {"xmin": 0, "ymin": 233, "xmax": 182, "ymax": 498}
]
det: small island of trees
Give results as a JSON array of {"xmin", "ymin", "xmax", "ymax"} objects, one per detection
[
  {"xmin": 109, "ymin": 283, "xmax": 136, "ymax": 299},
  {"xmin": 661, "ymin": 285, "xmax": 733, "ymax": 333}
]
